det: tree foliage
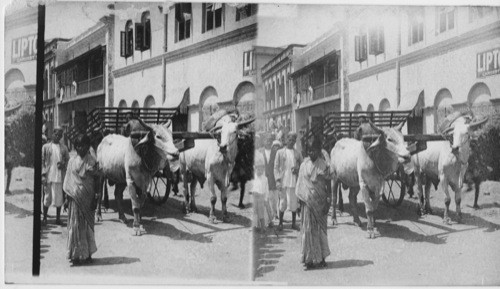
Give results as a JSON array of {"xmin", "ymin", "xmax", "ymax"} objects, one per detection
[{"xmin": 5, "ymin": 100, "xmax": 36, "ymax": 168}]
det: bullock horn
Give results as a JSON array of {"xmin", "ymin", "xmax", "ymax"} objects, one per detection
[
  {"xmin": 468, "ymin": 116, "xmax": 488, "ymax": 130},
  {"xmin": 137, "ymin": 118, "xmax": 153, "ymax": 132},
  {"xmin": 442, "ymin": 126, "xmax": 454, "ymax": 135},
  {"xmin": 209, "ymin": 123, "xmax": 223, "ymax": 134},
  {"xmin": 237, "ymin": 117, "xmax": 256, "ymax": 129},
  {"xmin": 368, "ymin": 120, "xmax": 384, "ymax": 135},
  {"xmin": 395, "ymin": 121, "xmax": 405, "ymax": 132},
  {"xmin": 162, "ymin": 119, "xmax": 172, "ymax": 129}
]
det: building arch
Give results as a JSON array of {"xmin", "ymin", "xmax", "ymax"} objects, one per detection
[
  {"xmin": 367, "ymin": 104, "xmax": 375, "ymax": 112},
  {"xmin": 131, "ymin": 100, "xmax": 140, "ymax": 108},
  {"xmin": 379, "ymin": 98, "xmax": 391, "ymax": 111},
  {"xmin": 118, "ymin": 99, "xmax": 128, "ymax": 107},
  {"xmin": 144, "ymin": 95, "xmax": 155, "ymax": 108},
  {"xmin": 5, "ymin": 68, "xmax": 26, "ymax": 90},
  {"xmin": 199, "ymin": 86, "xmax": 219, "ymax": 130},
  {"xmin": 434, "ymin": 88, "xmax": 454, "ymax": 130},
  {"xmin": 233, "ymin": 81, "xmax": 255, "ymax": 116},
  {"xmin": 353, "ymin": 103, "xmax": 362, "ymax": 111},
  {"xmin": 468, "ymin": 82, "xmax": 491, "ymax": 105},
  {"xmin": 468, "ymin": 82, "xmax": 493, "ymax": 118}
]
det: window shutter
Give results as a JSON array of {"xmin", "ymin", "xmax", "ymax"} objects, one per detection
[
  {"xmin": 378, "ymin": 26, "xmax": 385, "ymax": 54},
  {"xmin": 127, "ymin": 29, "xmax": 133, "ymax": 56},
  {"xmin": 144, "ymin": 20, "xmax": 151, "ymax": 50},
  {"xmin": 251, "ymin": 4, "xmax": 258, "ymax": 15},
  {"xmin": 135, "ymin": 23, "xmax": 144, "ymax": 51},
  {"xmin": 354, "ymin": 35, "xmax": 360, "ymax": 62},
  {"xmin": 202, "ymin": 3, "xmax": 206, "ymax": 33},
  {"xmin": 408, "ymin": 21, "xmax": 412, "ymax": 46},
  {"xmin": 120, "ymin": 31, "xmax": 126, "ymax": 57},
  {"xmin": 369, "ymin": 28, "xmax": 377, "ymax": 55},
  {"xmin": 361, "ymin": 34, "xmax": 367, "ymax": 61}
]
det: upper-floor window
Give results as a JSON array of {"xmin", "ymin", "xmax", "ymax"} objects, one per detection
[
  {"xmin": 469, "ymin": 6, "xmax": 495, "ymax": 22},
  {"xmin": 436, "ymin": 7, "xmax": 455, "ymax": 34},
  {"xmin": 175, "ymin": 3, "xmax": 192, "ymax": 42},
  {"xmin": 236, "ymin": 4, "xmax": 258, "ymax": 21},
  {"xmin": 203, "ymin": 3, "xmax": 223, "ymax": 33},
  {"xmin": 408, "ymin": 10, "xmax": 424, "ymax": 45},
  {"xmin": 369, "ymin": 26, "xmax": 384, "ymax": 55},
  {"xmin": 135, "ymin": 11, "xmax": 151, "ymax": 52},
  {"xmin": 120, "ymin": 20, "xmax": 133, "ymax": 58},
  {"xmin": 243, "ymin": 50, "xmax": 255, "ymax": 76},
  {"xmin": 354, "ymin": 28, "xmax": 367, "ymax": 62}
]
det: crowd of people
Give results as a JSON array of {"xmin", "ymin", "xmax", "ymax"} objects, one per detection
[{"xmin": 250, "ymin": 129, "xmax": 333, "ymax": 270}]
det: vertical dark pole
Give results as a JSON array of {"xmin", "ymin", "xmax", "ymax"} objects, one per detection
[{"xmin": 33, "ymin": 3, "xmax": 45, "ymax": 276}]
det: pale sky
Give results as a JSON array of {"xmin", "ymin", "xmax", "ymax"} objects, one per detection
[
  {"xmin": 4, "ymin": 0, "xmax": 113, "ymax": 40},
  {"xmin": 256, "ymin": 4, "xmax": 345, "ymax": 48}
]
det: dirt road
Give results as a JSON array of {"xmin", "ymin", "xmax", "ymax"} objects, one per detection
[
  {"xmin": 5, "ymin": 167, "xmax": 254, "ymax": 285},
  {"xmin": 254, "ymin": 181, "xmax": 500, "ymax": 285}
]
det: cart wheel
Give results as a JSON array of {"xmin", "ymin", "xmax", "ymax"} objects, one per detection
[
  {"xmin": 147, "ymin": 175, "xmax": 171, "ymax": 205},
  {"xmin": 382, "ymin": 169, "xmax": 406, "ymax": 207}
]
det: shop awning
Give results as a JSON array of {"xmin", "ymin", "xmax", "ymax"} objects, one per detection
[
  {"xmin": 398, "ymin": 89, "xmax": 424, "ymax": 115},
  {"xmin": 164, "ymin": 88, "xmax": 190, "ymax": 114}
]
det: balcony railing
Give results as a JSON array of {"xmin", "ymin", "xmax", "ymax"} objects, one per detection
[
  {"xmin": 77, "ymin": 75, "xmax": 104, "ymax": 95},
  {"xmin": 312, "ymin": 80, "xmax": 339, "ymax": 101}
]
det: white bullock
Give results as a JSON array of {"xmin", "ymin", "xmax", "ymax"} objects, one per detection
[
  {"xmin": 97, "ymin": 119, "xmax": 178, "ymax": 235},
  {"xmin": 330, "ymin": 121, "xmax": 410, "ymax": 238},
  {"xmin": 411, "ymin": 114, "xmax": 487, "ymax": 224},
  {"xmin": 180, "ymin": 115, "xmax": 254, "ymax": 223}
]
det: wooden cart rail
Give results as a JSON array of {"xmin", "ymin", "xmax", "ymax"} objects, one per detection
[
  {"xmin": 302, "ymin": 110, "xmax": 413, "ymax": 152},
  {"xmin": 66, "ymin": 107, "xmax": 180, "ymax": 144}
]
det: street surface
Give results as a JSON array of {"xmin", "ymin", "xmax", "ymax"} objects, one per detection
[
  {"xmin": 254, "ymin": 181, "xmax": 500, "ymax": 285},
  {"xmin": 5, "ymin": 166, "xmax": 500, "ymax": 285},
  {"xmin": 5, "ymin": 166, "xmax": 253, "ymax": 285}
]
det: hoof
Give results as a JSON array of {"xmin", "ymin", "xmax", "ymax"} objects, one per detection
[
  {"xmin": 133, "ymin": 227, "xmax": 141, "ymax": 236},
  {"xmin": 332, "ymin": 218, "xmax": 338, "ymax": 226},
  {"xmin": 95, "ymin": 214, "xmax": 103, "ymax": 222},
  {"xmin": 208, "ymin": 215, "xmax": 217, "ymax": 224},
  {"xmin": 291, "ymin": 225, "xmax": 300, "ymax": 231},
  {"xmin": 238, "ymin": 203, "xmax": 245, "ymax": 209},
  {"xmin": 119, "ymin": 215, "xmax": 128, "ymax": 224},
  {"xmin": 443, "ymin": 217, "xmax": 452, "ymax": 225},
  {"xmin": 473, "ymin": 204, "xmax": 480, "ymax": 210},
  {"xmin": 277, "ymin": 224, "xmax": 283, "ymax": 231},
  {"xmin": 366, "ymin": 229, "xmax": 375, "ymax": 239},
  {"xmin": 353, "ymin": 219, "xmax": 362, "ymax": 227},
  {"xmin": 222, "ymin": 214, "xmax": 232, "ymax": 223},
  {"xmin": 373, "ymin": 227, "xmax": 381, "ymax": 237},
  {"xmin": 190, "ymin": 205, "xmax": 198, "ymax": 213}
]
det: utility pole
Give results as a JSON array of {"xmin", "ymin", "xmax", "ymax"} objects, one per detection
[{"xmin": 33, "ymin": 3, "xmax": 45, "ymax": 277}]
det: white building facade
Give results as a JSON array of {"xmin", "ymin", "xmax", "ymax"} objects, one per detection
[
  {"xmin": 4, "ymin": 7, "xmax": 39, "ymax": 105},
  {"xmin": 347, "ymin": 6, "xmax": 500, "ymax": 134},
  {"xmin": 112, "ymin": 3, "xmax": 258, "ymax": 132}
]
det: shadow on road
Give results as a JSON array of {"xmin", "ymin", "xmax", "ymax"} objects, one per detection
[
  {"xmin": 139, "ymin": 219, "xmax": 213, "ymax": 243},
  {"xmin": 338, "ymin": 198, "xmax": 500, "ymax": 244},
  {"xmin": 104, "ymin": 196, "xmax": 252, "ymax": 235},
  {"xmin": 327, "ymin": 259, "xmax": 374, "ymax": 269},
  {"xmin": 5, "ymin": 201, "xmax": 33, "ymax": 218},
  {"xmin": 254, "ymin": 231, "xmax": 296, "ymax": 279},
  {"xmin": 76, "ymin": 257, "xmax": 140, "ymax": 266}
]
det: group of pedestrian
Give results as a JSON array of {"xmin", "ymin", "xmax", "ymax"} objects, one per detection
[
  {"xmin": 42, "ymin": 128, "xmax": 99, "ymax": 266},
  {"xmin": 251, "ymin": 130, "xmax": 332, "ymax": 270}
]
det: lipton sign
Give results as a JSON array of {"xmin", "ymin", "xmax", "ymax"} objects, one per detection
[
  {"xmin": 477, "ymin": 48, "xmax": 500, "ymax": 78},
  {"xmin": 12, "ymin": 34, "xmax": 38, "ymax": 63}
]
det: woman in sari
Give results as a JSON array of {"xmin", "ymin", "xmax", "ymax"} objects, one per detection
[
  {"xmin": 296, "ymin": 136, "xmax": 331, "ymax": 270},
  {"xmin": 63, "ymin": 134, "xmax": 99, "ymax": 265}
]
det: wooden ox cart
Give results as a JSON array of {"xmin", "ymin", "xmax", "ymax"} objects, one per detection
[
  {"xmin": 301, "ymin": 109, "xmax": 446, "ymax": 207},
  {"xmin": 66, "ymin": 106, "xmax": 213, "ymax": 205}
]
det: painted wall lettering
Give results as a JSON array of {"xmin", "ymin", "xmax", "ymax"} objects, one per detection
[
  {"xmin": 11, "ymin": 34, "xmax": 38, "ymax": 63},
  {"xmin": 477, "ymin": 48, "xmax": 500, "ymax": 78}
]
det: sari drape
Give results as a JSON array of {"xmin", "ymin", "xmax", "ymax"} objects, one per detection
[{"xmin": 295, "ymin": 157, "xmax": 331, "ymax": 264}]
